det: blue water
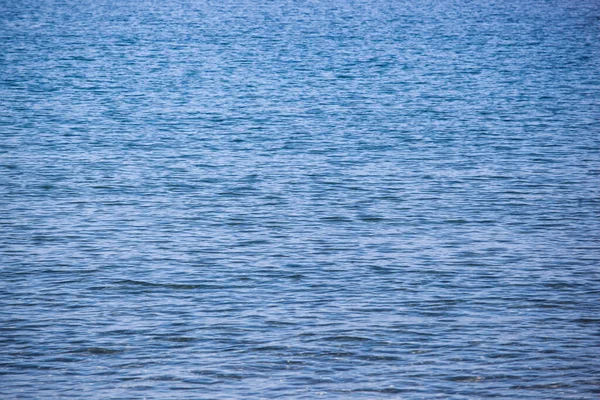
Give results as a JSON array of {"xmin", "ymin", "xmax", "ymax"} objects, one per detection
[{"xmin": 1, "ymin": 0, "xmax": 600, "ymax": 398}]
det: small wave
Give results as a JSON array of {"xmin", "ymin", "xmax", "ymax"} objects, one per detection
[{"xmin": 115, "ymin": 279, "xmax": 226, "ymax": 290}]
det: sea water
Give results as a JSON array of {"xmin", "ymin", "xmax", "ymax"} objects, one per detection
[{"xmin": 1, "ymin": 0, "xmax": 599, "ymax": 398}]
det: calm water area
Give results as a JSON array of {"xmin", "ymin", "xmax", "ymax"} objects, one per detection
[{"xmin": 1, "ymin": 0, "xmax": 600, "ymax": 398}]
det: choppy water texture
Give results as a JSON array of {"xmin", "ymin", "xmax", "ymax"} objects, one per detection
[{"xmin": 1, "ymin": 0, "xmax": 600, "ymax": 398}]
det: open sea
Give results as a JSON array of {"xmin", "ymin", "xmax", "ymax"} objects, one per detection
[{"xmin": 1, "ymin": 0, "xmax": 600, "ymax": 398}]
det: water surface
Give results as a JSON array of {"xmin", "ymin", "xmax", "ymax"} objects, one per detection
[{"xmin": 1, "ymin": 0, "xmax": 600, "ymax": 398}]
